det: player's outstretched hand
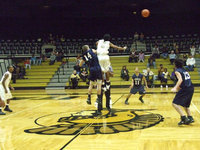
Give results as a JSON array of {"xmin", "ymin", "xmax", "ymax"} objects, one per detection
[
  {"xmin": 123, "ymin": 46, "xmax": 127, "ymax": 50},
  {"xmin": 171, "ymin": 87, "xmax": 178, "ymax": 92}
]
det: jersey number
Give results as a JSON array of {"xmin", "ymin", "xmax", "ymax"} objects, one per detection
[
  {"xmin": 84, "ymin": 53, "xmax": 92, "ymax": 61},
  {"xmin": 183, "ymin": 72, "xmax": 190, "ymax": 80}
]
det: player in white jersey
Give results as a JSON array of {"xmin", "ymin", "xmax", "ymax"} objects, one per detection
[
  {"xmin": 96, "ymin": 34, "xmax": 127, "ymax": 90},
  {"xmin": 0, "ymin": 66, "xmax": 15, "ymax": 115}
]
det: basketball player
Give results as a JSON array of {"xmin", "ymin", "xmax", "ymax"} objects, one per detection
[
  {"xmin": 79, "ymin": 45, "xmax": 102, "ymax": 115},
  {"xmin": 0, "ymin": 66, "xmax": 15, "ymax": 115},
  {"xmin": 96, "ymin": 34, "xmax": 127, "ymax": 91},
  {"xmin": 171, "ymin": 59, "xmax": 194, "ymax": 125},
  {"xmin": 125, "ymin": 67, "xmax": 148, "ymax": 105}
]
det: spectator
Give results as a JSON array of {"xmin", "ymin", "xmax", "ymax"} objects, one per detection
[
  {"xmin": 170, "ymin": 68, "xmax": 177, "ymax": 85},
  {"xmin": 160, "ymin": 68, "xmax": 169, "ymax": 89},
  {"xmin": 24, "ymin": 58, "xmax": 31, "ymax": 69},
  {"xmin": 79, "ymin": 67, "xmax": 88, "ymax": 82},
  {"xmin": 76, "ymin": 54, "xmax": 81, "ymax": 65},
  {"xmin": 190, "ymin": 45, "xmax": 196, "ymax": 56},
  {"xmin": 60, "ymin": 35, "xmax": 65, "ymax": 42},
  {"xmin": 147, "ymin": 55, "xmax": 156, "ymax": 69},
  {"xmin": 129, "ymin": 49, "xmax": 138, "ymax": 63},
  {"xmin": 158, "ymin": 64, "xmax": 164, "ymax": 81},
  {"xmin": 175, "ymin": 48, "xmax": 180, "ymax": 58},
  {"xmin": 140, "ymin": 33, "xmax": 144, "ymax": 42},
  {"xmin": 74, "ymin": 62, "xmax": 81, "ymax": 74},
  {"xmin": 144, "ymin": 68, "xmax": 154, "ymax": 88},
  {"xmin": 134, "ymin": 32, "xmax": 139, "ymax": 41},
  {"xmin": 185, "ymin": 55, "xmax": 196, "ymax": 71},
  {"xmin": 49, "ymin": 52, "xmax": 56, "ymax": 65},
  {"xmin": 36, "ymin": 54, "xmax": 42, "ymax": 65},
  {"xmin": 152, "ymin": 45, "xmax": 160, "ymax": 58},
  {"xmin": 138, "ymin": 51, "xmax": 145, "ymax": 62},
  {"xmin": 70, "ymin": 70, "xmax": 80, "ymax": 89},
  {"xmin": 169, "ymin": 50, "xmax": 176, "ymax": 65},
  {"xmin": 56, "ymin": 51, "xmax": 63, "ymax": 62},
  {"xmin": 121, "ymin": 66, "xmax": 129, "ymax": 81},
  {"xmin": 182, "ymin": 53, "xmax": 188, "ymax": 66},
  {"xmin": 161, "ymin": 45, "xmax": 168, "ymax": 59},
  {"xmin": 30, "ymin": 54, "xmax": 36, "ymax": 65}
]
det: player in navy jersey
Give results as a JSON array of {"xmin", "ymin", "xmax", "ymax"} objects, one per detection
[
  {"xmin": 171, "ymin": 59, "xmax": 194, "ymax": 125},
  {"xmin": 125, "ymin": 67, "xmax": 148, "ymax": 105},
  {"xmin": 79, "ymin": 45, "xmax": 102, "ymax": 115}
]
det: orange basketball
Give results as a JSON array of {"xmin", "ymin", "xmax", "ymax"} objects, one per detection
[{"xmin": 141, "ymin": 9, "xmax": 150, "ymax": 18}]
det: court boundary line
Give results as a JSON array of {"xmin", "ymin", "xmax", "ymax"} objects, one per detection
[
  {"xmin": 191, "ymin": 102, "xmax": 200, "ymax": 115},
  {"xmin": 59, "ymin": 94, "xmax": 124, "ymax": 150}
]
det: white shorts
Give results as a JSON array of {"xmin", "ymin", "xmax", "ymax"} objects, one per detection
[
  {"xmin": 98, "ymin": 55, "xmax": 111, "ymax": 73},
  {"xmin": 0, "ymin": 85, "xmax": 12, "ymax": 101}
]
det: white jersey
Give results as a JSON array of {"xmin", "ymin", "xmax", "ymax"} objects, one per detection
[
  {"xmin": 0, "ymin": 71, "xmax": 12, "ymax": 101},
  {"xmin": 0, "ymin": 71, "xmax": 12, "ymax": 88},
  {"xmin": 97, "ymin": 39, "xmax": 110, "ymax": 56}
]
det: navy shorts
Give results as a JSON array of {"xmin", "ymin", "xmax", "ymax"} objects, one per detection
[
  {"xmin": 88, "ymin": 66, "xmax": 102, "ymax": 81},
  {"xmin": 173, "ymin": 86, "xmax": 194, "ymax": 107},
  {"xmin": 130, "ymin": 86, "xmax": 145, "ymax": 95}
]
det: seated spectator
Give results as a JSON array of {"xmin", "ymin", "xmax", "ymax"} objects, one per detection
[
  {"xmin": 121, "ymin": 66, "xmax": 129, "ymax": 81},
  {"xmin": 128, "ymin": 49, "xmax": 138, "ymax": 63},
  {"xmin": 56, "ymin": 51, "xmax": 63, "ymax": 62},
  {"xmin": 79, "ymin": 67, "xmax": 88, "ymax": 82},
  {"xmin": 144, "ymin": 68, "xmax": 154, "ymax": 88},
  {"xmin": 169, "ymin": 50, "xmax": 176, "ymax": 65},
  {"xmin": 190, "ymin": 45, "xmax": 196, "ymax": 57},
  {"xmin": 175, "ymin": 48, "xmax": 180, "ymax": 59},
  {"xmin": 30, "ymin": 54, "xmax": 36, "ymax": 65},
  {"xmin": 70, "ymin": 70, "xmax": 80, "ymax": 89},
  {"xmin": 161, "ymin": 45, "xmax": 168, "ymax": 59},
  {"xmin": 182, "ymin": 53, "xmax": 188, "ymax": 66},
  {"xmin": 74, "ymin": 62, "xmax": 81, "ymax": 74},
  {"xmin": 147, "ymin": 55, "xmax": 156, "ymax": 69},
  {"xmin": 138, "ymin": 51, "xmax": 145, "ymax": 62},
  {"xmin": 160, "ymin": 68, "xmax": 169, "ymax": 89},
  {"xmin": 170, "ymin": 68, "xmax": 177, "ymax": 85},
  {"xmin": 134, "ymin": 32, "xmax": 139, "ymax": 41},
  {"xmin": 185, "ymin": 55, "xmax": 195, "ymax": 71},
  {"xmin": 152, "ymin": 45, "xmax": 160, "ymax": 58},
  {"xmin": 36, "ymin": 54, "xmax": 42, "ymax": 65},
  {"xmin": 158, "ymin": 64, "xmax": 164, "ymax": 81},
  {"xmin": 140, "ymin": 33, "xmax": 144, "ymax": 42},
  {"xmin": 24, "ymin": 58, "xmax": 31, "ymax": 69},
  {"xmin": 49, "ymin": 52, "xmax": 56, "ymax": 65}
]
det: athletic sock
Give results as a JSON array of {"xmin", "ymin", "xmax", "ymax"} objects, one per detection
[{"xmin": 106, "ymin": 80, "xmax": 110, "ymax": 90}]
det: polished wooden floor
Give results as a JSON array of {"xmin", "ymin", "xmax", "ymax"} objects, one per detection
[{"xmin": 1, "ymin": 88, "xmax": 200, "ymax": 150}]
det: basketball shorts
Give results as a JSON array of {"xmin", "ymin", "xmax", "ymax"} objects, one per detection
[
  {"xmin": 173, "ymin": 86, "xmax": 194, "ymax": 108},
  {"xmin": 130, "ymin": 86, "xmax": 145, "ymax": 95},
  {"xmin": 97, "ymin": 55, "xmax": 111, "ymax": 73},
  {"xmin": 88, "ymin": 66, "xmax": 102, "ymax": 81},
  {"xmin": 0, "ymin": 85, "xmax": 12, "ymax": 101}
]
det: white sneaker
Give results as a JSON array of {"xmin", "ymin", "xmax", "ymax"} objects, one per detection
[
  {"xmin": 160, "ymin": 85, "xmax": 163, "ymax": 88},
  {"xmin": 166, "ymin": 85, "xmax": 168, "ymax": 90}
]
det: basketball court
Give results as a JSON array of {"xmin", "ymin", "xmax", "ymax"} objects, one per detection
[{"xmin": 1, "ymin": 88, "xmax": 200, "ymax": 150}]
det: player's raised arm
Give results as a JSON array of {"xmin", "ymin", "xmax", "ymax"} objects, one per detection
[
  {"xmin": 110, "ymin": 43, "xmax": 127, "ymax": 51},
  {"xmin": 79, "ymin": 59, "xmax": 85, "ymax": 67},
  {"xmin": 130, "ymin": 79, "xmax": 134, "ymax": 89},
  {"xmin": 171, "ymin": 71, "xmax": 182, "ymax": 92}
]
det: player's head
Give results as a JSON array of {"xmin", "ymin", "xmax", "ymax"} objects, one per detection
[
  {"xmin": 135, "ymin": 67, "xmax": 139, "ymax": 73},
  {"xmin": 174, "ymin": 59, "xmax": 183, "ymax": 68},
  {"xmin": 103, "ymin": 34, "xmax": 111, "ymax": 41},
  {"xmin": 7, "ymin": 65, "xmax": 14, "ymax": 73},
  {"xmin": 82, "ymin": 45, "xmax": 90, "ymax": 52},
  {"xmin": 73, "ymin": 70, "xmax": 77, "ymax": 75}
]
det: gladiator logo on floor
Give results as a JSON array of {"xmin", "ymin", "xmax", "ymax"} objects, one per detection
[{"xmin": 24, "ymin": 109, "xmax": 164, "ymax": 135}]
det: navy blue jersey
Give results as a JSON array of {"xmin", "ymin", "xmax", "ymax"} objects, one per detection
[
  {"xmin": 82, "ymin": 49, "xmax": 100, "ymax": 68},
  {"xmin": 175, "ymin": 68, "xmax": 192, "ymax": 88},
  {"xmin": 132, "ymin": 73, "xmax": 143, "ymax": 86}
]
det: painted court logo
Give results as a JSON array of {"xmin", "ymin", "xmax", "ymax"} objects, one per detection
[{"xmin": 24, "ymin": 109, "xmax": 164, "ymax": 135}]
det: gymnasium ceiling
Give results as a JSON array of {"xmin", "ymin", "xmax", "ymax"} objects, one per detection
[{"xmin": 0, "ymin": 0, "xmax": 199, "ymax": 18}]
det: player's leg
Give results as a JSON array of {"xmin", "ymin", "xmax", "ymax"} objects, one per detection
[
  {"xmin": 139, "ymin": 86, "xmax": 146, "ymax": 103},
  {"xmin": 0, "ymin": 98, "xmax": 6, "ymax": 115},
  {"xmin": 4, "ymin": 99, "xmax": 12, "ymax": 112},
  {"xmin": 4, "ymin": 89, "xmax": 13, "ymax": 112},
  {"xmin": 87, "ymin": 81, "xmax": 94, "ymax": 105},
  {"xmin": 96, "ymin": 79, "xmax": 102, "ymax": 115},
  {"xmin": 105, "ymin": 83, "xmax": 111, "ymax": 111},
  {"xmin": 184, "ymin": 107, "xmax": 194, "ymax": 123}
]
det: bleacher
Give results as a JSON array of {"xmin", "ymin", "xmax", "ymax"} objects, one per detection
[
  {"xmin": 11, "ymin": 61, "xmax": 61, "ymax": 88},
  {"xmin": 67, "ymin": 56, "xmax": 200, "ymax": 88}
]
